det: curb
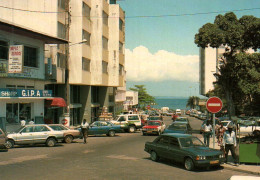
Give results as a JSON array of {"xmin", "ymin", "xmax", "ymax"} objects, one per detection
[{"xmin": 223, "ymin": 165, "xmax": 260, "ymax": 176}]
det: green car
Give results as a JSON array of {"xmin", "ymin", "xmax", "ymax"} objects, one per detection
[{"xmin": 144, "ymin": 133, "xmax": 225, "ymax": 171}]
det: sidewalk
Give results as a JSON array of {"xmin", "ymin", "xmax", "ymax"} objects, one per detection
[{"xmin": 207, "ymin": 137, "xmax": 260, "ymax": 176}]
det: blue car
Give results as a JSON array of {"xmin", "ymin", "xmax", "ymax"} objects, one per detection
[
  {"xmin": 163, "ymin": 122, "xmax": 192, "ymax": 134},
  {"xmin": 88, "ymin": 121, "xmax": 123, "ymax": 137}
]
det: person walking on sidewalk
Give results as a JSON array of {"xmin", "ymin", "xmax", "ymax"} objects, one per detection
[
  {"xmin": 223, "ymin": 124, "xmax": 238, "ymax": 165},
  {"xmin": 81, "ymin": 119, "xmax": 89, "ymax": 144},
  {"xmin": 202, "ymin": 120, "xmax": 212, "ymax": 147},
  {"xmin": 217, "ymin": 122, "xmax": 226, "ymax": 153}
]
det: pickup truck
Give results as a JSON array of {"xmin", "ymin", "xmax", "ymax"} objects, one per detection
[{"xmin": 110, "ymin": 114, "xmax": 142, "ymax": 133}]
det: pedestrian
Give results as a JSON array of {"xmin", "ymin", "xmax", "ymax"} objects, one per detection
[
  {"xmin": 20, "ymin": 119, "xmax": 26, "ymax": 126},
  {"xmin": 81, "ymin": 119, "xmax": 89, "ymax": 144},
  {"xmin": 29, "ymin": 119, "xmax": 34, "ymax": 125},
  {"xmin": 202, "ymin": 120, "xmax": 212, "ymax": 147},
  {"xmin": 223, "ymin": 124, "xmax": 238, "ymax": 165},
  {"xmin": 217, "ymin": 122, "xmax": 226, "ymax": 153}
]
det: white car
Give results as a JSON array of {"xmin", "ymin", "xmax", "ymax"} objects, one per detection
[
  {"xmin": 176, "ymin": 109, "xmax": 182, "ymax": 115},
  {"xmin": 6, "ymin": 124, "xmax": 64, "ymax": 148},
  {"xmin": 238, "ymin": 120, "xmax": 260, "ymax": 134}
]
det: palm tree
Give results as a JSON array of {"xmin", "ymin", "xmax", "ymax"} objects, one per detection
[{"xmin": 186, "ymin": 96, "xmax": 200, "ymax": 109}]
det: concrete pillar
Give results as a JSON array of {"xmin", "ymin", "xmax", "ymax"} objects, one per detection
[{"xmin": 80, "ymin": 85, "xmax": 91, "ymax": 124}]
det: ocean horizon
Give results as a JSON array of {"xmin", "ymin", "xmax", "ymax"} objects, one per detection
[{"xmin": 153, "ymin": 97, "xmax": 188, "ymax": 110}]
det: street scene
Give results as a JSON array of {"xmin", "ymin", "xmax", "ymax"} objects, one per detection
[{"xmin": 0, "ymin": 0, "xmax": 260, "ymax": 180}]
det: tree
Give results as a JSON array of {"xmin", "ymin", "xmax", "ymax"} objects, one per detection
[
  {"xmin": 186, "ymin": 96, "xmax": 200, "ymax": 109},
  {"xmin": 129, "ymin": 85, "xmax": 155, "ymax": 109},
  {"xmin": 195, "ymin": 12, "xmax": 260, "ymax": 117}
]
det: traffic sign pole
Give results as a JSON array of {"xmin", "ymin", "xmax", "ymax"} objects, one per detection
[{"xmin": 206, "ymin": 97, "xmax": 223, "ymax": 149}]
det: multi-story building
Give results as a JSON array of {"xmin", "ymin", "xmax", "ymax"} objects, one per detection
[
  {"xmin": 199, "ymin": 46, "xmax": 225, "ymax": 96},
  {"xmin": 124, "ymin": 91, "xmax": 138, "ymax": 111},
  {"xmin": 0, "ymin": 0, "xmax": 68, "ymax": 131},
  {"xmin": 0, "ymin": 0, "xmax": 126, "ymax": 129}
]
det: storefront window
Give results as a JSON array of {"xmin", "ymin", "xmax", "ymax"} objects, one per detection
[
  {"xmin": 6, "ymin": 104, "xmax": 18, "ymax": 123},
  {"xmin": 6, "ymin": 103, "xmax": 31, "ymax": 124}
]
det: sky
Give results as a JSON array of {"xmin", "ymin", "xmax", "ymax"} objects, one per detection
[{"xmin": 117, "ymin": 0, "xmax": 260, "ymax": 97}]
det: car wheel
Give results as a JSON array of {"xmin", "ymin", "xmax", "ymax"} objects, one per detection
[
  {"xmin": 108, "ymin": 130, "xmax": 115, "ymax": 137},
  {"xmin": 46, "ymin": 138, "xmax": 57, "ymax": 147},
  {"xmin": 64, "ymin": 135, "xmax": 73, "ymax": 143},
  {"xmin": 150, "ymin": 151, "xmax": 159, "ymax": 161},
  {"xmin": 184, "ymin": 158, "xmax": 195, "ymax": 171},
  {"xmin": 5, "ymin": 139, "xmax": 14, "ymax": 149},
  {"xmin": 128, "ymin": 126, "xmax": 136, "ymax": 133}
]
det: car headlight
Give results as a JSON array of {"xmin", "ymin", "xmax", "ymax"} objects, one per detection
[
  {"xmin": 196, "ymin": 156, "xmax": 206, "ymax": 160},
  {"xmin": 219, "ymin": 154, "xmax": 224, "ymax": 158}
]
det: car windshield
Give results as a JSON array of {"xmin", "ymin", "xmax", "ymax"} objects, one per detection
[
  {"xmin": 15, "ymin": 127, "xmax": 24, "ymax": 133},
  {"xmin": 148, "ymin": 121, "xmax": 161, "ymax": 126},
  {"xmin": 179, "ymin": 137, "xmax": 205, "ymax": 148},
  {"xmin": 148, "ymin": 117, "xmax": 160, "ymax": 120},
  {"xmin": 168, "ymin": 123, "xmax": 186, "ymax": 130},
  {"xmin": 49, "ymin": 125, "xmax": 68, "ymax": 130},
  {"xmin": 176, "ymin": 118, "xmax": 187, "ymax": 122}
]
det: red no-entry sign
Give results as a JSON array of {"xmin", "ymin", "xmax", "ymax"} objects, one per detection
[{"xmin": 206, "ymin": 97, "xmax": 223, "ymax": 113}]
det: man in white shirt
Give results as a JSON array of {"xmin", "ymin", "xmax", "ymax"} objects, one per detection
[
  {"xmin": 203, "ymin": 120, "xmax": 212, "ymax": 147},
  {"xmin": 223, "ymin": 124, "xmax": 238, "ymax": 165},
  {"xmin": 81, "ymin": 119, "xmax": 89, "ymax": 144},
  {"xmin": 20, "ymin": 119, "xmax": 26, "ymax": 126}
]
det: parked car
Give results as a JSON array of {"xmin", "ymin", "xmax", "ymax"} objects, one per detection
[
  {"xmin": 144, "ymin": 133, "xmax": 225, "ymax": 171},
  {"xmin": 174, "ymin": 117, "xmax": 189, "ymax": 124},
  {"xmin": 48, "ymin": 124, "xmax": 81, "ymax": 143},
  {"xmin": 163, "ymin": 122, "xmax": 192, "ymax": 134},
  {"xmin": 142, "ymin": 120, "xmax": 166, "ymax": 136},
  {"xmin": 6, "ymin": 124, "xmax": 64, "ymax": 148},
  {"xmin": 88, "ymin": 121, "xmax": 123, "ymax": 137},
  {"xmin": 110, "ymin": 114, "xmax": 142, "ymax": 133},
  {"xmin": 238, "ymin": 120, "xmax": 260, "ymax": 134},
  {"xmin": 176, "ymin": 109, "xmax": 182, "ymax": 115},
  {"xmin": 0, "ymin": 128, "xmax": 8, "ymax": 151}
]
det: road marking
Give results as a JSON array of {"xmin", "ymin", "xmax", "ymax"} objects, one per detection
[
  {"xmin": 0, "ymin": 154, "xmax": 48, "ymax": 166},
  {"xmin": 208, "ymin": 103, "xmax": 221, "ymax": 106},
  {"xmin": 83, "ymin": 150, "xmax": 94, "ymax": 154},
  {"xmin": 106, "ymin": 155, "xmax": 138, "ymax": 161}
]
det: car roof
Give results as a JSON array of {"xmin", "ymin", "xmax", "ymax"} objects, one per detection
[{"xmin": 161, "ymin": 133, "xmax": 193, "ymax": 138}]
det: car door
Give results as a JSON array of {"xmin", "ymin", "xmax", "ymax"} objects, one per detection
[
  {"xmin": 33, "ymin": 126, "xmax": 51, "ymax": 143},
  {"xmin": 168, "ymin": 137, "xmax": 181, "ymax": 161},
  {"xmin": 16, "ymin": 126, "xmax": 34, "ymax": 145},
  {"xmin": 155, "ymin": 136, "xmax": 169, "ymax": 159},
  {"xmin": 99, "ymin": 122, "xmax": 109, "ymax": 134},
  {"xmin": 88, "ymin": 122, "xmax": 100, "ymax": 135}
]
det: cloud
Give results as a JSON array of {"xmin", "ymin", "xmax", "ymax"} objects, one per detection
[{"xmin": 125, "ymin": 46, "xmax": 199, "ymax": 82}]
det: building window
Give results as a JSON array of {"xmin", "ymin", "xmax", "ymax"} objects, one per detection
[
  {"xmin": 102, "ymin": 36, "xmax": 108, "ymax": 50},
  {"xmin": 58, "ymin": 22, "xmax": 66, "ymax": 39},
  {"xmin": 57, "ymin": 53, "xmax": 66, "ymax": 68},
  {"xmin": 119, "ymin": 64, "xmax": 124, "ymax": 75},
  {"xmin": 24, "ymin": 46, "xmax": 37, "ymax": 67},
  {"xmin": 0, "ymin": 40, "xmax": 8, "ymax": 60},
  {"xmin": 6, "ymin": 85, "xmax": 16, "ymax": 89},
  {"xmin": 110, "ymin": 0, "xmax": 116, "ymax": 4},
  {"xmin": 58, "ymin": 0, "xmax": 66, "ymax": 9},
  {"xmin": 119, "ymin": 42, "xmax": 124, "ymax": 53},
  {"xmin": 102, "ymin": 61, "xmax": 108, "ymax": 74},
  {"xmin": 109, "ymin": 95, "xmax": 114, "ymax": 102},
  {"xmin": 82, "ymin": 2, "xmax": 91, "ymax": 19},
  {"xmin": 82, "ymin": 30, "xmax": 90, "ymax": 45},
  {"xmin": 103, "ymin": 11, "xmax": 108, "ymax": 26},
  {"xmin": 82, "ymin": 57, "xmax": 90, "ymax": 71},
  {"xmin": 119, "ymin": 19, "xmax": 124, "ymax": 31}
]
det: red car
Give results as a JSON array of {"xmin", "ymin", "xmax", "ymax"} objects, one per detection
[
  {"xmin": 172, "ymin": 114, "xmax": 179, "ymax": 121},
  {"xmin": 142, "ymin": 120, "xmax": 166, "ymax": 136}
]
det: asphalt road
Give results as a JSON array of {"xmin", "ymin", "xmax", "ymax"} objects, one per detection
[{"xmin": 0, "ymin": 116, "xmax": 250, "ymax": 180}]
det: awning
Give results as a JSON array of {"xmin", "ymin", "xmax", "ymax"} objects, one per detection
[{"xmin": 46, "ymin": 98, "xmax": 66, "ymax": 107}]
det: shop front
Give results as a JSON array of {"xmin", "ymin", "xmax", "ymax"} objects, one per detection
[{"xmin": 0, "ymin": 88, "xmax": 53, "ymax": 131}]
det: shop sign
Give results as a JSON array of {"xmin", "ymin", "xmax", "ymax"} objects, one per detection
[
  {"xmin": 8, "ymin": 45, "xmax": 24, "ymax": 73},
  {"xmin": 0, "ymin": 89, "xmax": 52, "ymax": 97}
]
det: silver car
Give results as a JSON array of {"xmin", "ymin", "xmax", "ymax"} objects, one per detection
[{"xmin": 6, "ymin": 125, "xmax": 64, "ymax": 148}]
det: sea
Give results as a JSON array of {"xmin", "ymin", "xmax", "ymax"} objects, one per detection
[{"xmin": 153, "ymin": 97, "xmax": 188, "ymax": 110}]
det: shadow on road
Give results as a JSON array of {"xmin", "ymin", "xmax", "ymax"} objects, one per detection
[{"xmin": 143, "ymin": 157, "xmax": 224, "ymax": 172}]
